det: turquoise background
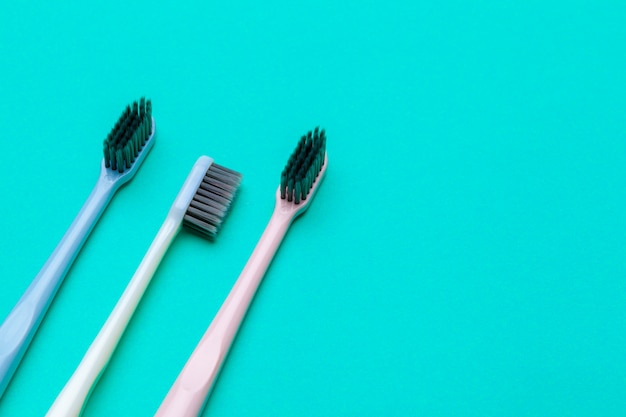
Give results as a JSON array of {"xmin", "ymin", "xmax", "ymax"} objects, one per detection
[{"xmin": 0, "ymin": 1, "xmax": 625, "ymax": 416}]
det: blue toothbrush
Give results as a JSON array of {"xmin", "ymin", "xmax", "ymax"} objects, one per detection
[{"xmin": 0, "ymin": 99, "xmax": 155, "ymax": 398}]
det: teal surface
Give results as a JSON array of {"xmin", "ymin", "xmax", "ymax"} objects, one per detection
[{"xmin": 0, "ymin": 1, "xmax": 625, "ymax": 416}]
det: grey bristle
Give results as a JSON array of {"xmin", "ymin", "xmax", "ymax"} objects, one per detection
[{"xmin": 183, "ymin": 162, "xmax": 242, "ymax": 239}]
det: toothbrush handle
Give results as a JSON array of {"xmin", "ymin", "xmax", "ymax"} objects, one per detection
[
  {"xmin": 155, "ymin": 209, "xmax": 292, "ymax": 417},
  {"xmin": 0, "ymin": 173, "xmax": 117, "ymax": 397},
  {"xmin": 46, "ymin": 217, "xmax": 180, "ymax": 417}
]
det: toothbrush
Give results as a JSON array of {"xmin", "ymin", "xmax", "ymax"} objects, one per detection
[
  {"xmin": 46, "ymin": 155, "xmax": 242, "ymax": 417},
  {"xmin": 155, "ymin": 128, "xmax": 327, "ymax": 417},
  {"xmin": 0, "ymin": 99, "xmax": 155, "ymax": 398}
]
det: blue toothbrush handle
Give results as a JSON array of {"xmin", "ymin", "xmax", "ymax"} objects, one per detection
[{"xmin": 0, "ymin": 167, "xmax": 118, "ymax": 397}]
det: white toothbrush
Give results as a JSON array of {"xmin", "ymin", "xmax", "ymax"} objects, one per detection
[{"xmin": 46, "ymin": 156, "xmax": 241, "ymax": 417}]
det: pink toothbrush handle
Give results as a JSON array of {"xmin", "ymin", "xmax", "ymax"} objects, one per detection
[{"xmin": 155, "ymin": 197, "xmax": 294, "ymax": 417}]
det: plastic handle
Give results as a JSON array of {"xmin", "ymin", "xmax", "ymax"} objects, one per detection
[
  {"xmin": 45, "ymin": 217, "xmax": 180, "ymax": 417},
  {"xmin": 46, "ymin": 156, "xmax": 213, "ymax": 417},
  {"xmin": 0, "ymin": 170, "xmax": 118, "ymax": 397},
  {"xmin": 155, "ymin": 154, "xmax": 327, "ymax": 417},
  {"xmin": 0, "ymin": 118, "xmax": 156, "ymax": 399},
  {"xmin": 154, "ymin": 204, "xmax": 293, "ymax": 417}
]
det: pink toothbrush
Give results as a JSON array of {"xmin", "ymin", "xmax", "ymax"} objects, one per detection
[{"xmin": 154, "ymin": 128, "xmax": 327, "ymax": 417}]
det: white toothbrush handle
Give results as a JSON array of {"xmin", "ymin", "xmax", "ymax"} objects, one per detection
[
  {"xmin": 46, "ymin": 156, "xmax": 213, "ymax": 417},
  {"xmin": 154, "ymin": 207, "xmax": 292, "ymax": 417},
  {"xmin": 46, "ymin": 217, "xmax": 180, "ymax": 417}
]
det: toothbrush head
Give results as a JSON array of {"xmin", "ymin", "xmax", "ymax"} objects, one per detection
[
  {"xmin": 280, "ymin": 127, "xmax": 327, "ymax": 205},
  {"xmin": 183, "ymin": 162, "xmax": 242, "ymax": 240},
  {"xmin": 103, "ymin": 98, "xmax": 154, "ymax": 174}
]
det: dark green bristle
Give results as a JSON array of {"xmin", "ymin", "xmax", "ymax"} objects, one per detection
[
  {"xmin": 103, "ymin": 98, "xmax": 153, "ymax": 173},
  {"xmin": 280, "ymin": 127, "xmax": 326, "ymax": 204}
]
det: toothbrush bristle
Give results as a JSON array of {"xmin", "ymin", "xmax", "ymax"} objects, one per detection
[
  {"xmin": 280, "ymin": 127, "xmax": 326, "ymax": 204},
  {"xmin": 183, "ymin": 163, "xmax": 242, "ymax": 239},
  {"xmin": 103, "ymin": 98, "xmax": 153, "ymax": 173}
]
